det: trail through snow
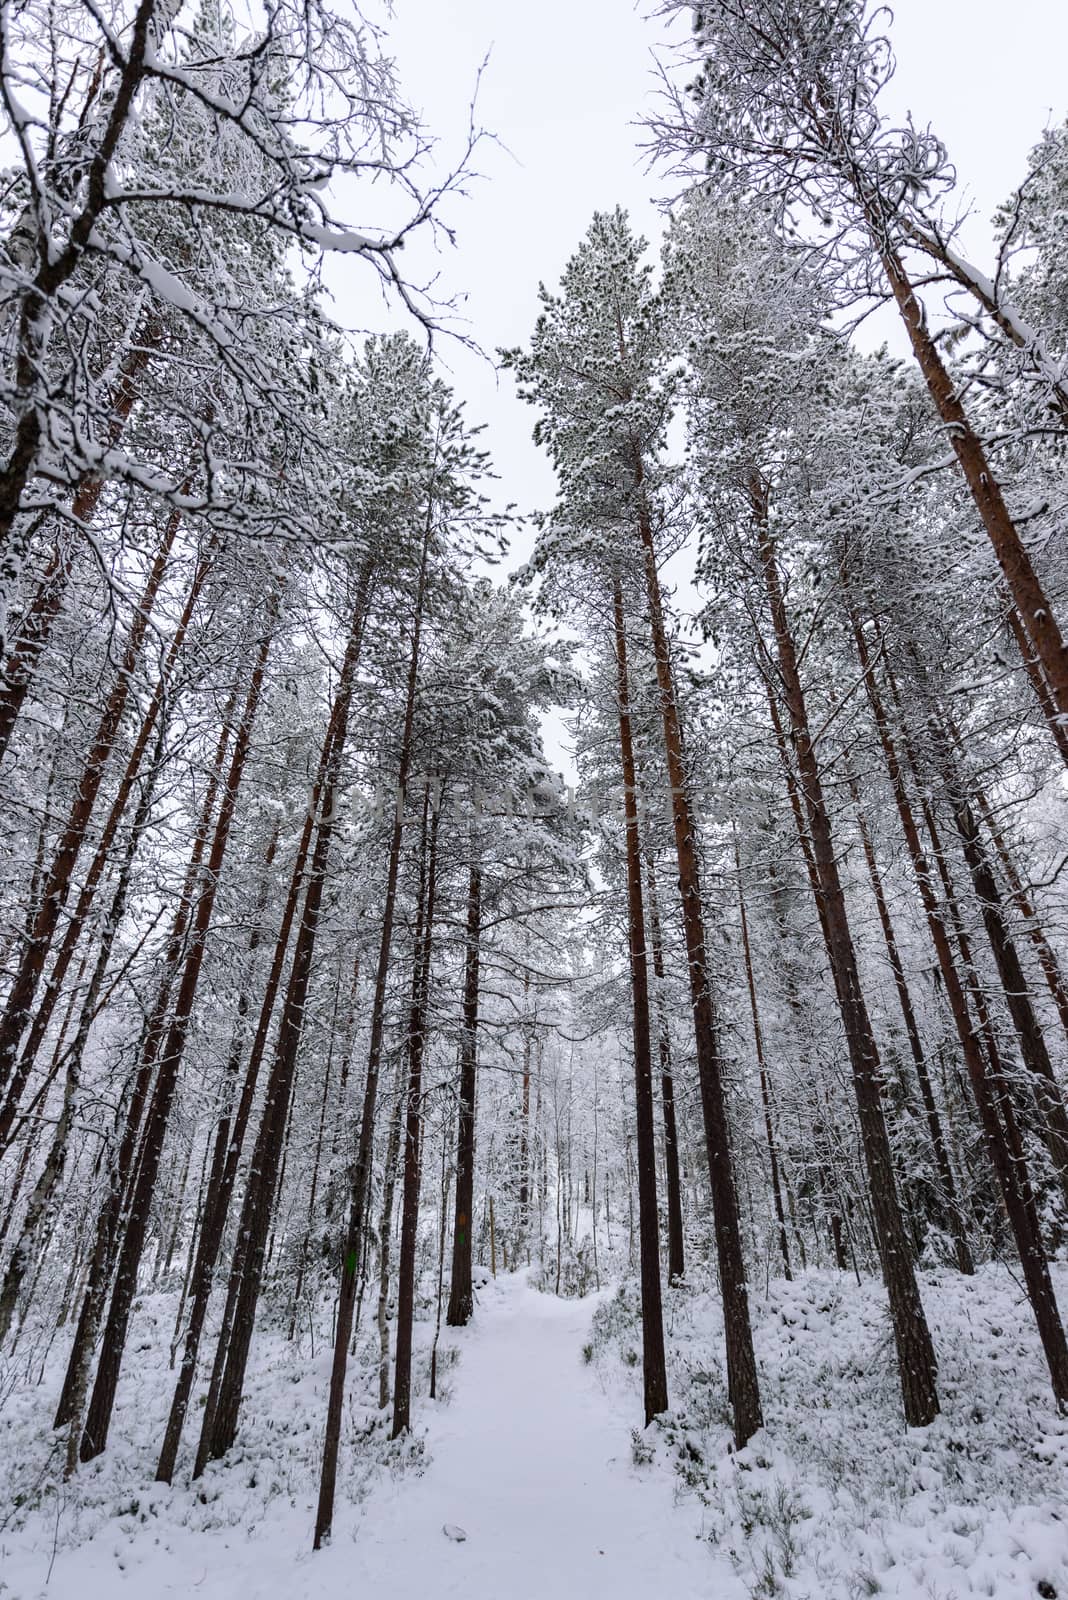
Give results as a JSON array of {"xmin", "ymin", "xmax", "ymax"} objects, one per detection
[
  {"xmin": 6, "ymin": 1274, "xmax": 732, "ymax": 1599},
  {"xmin": 344, "ymin": 1273, "xmax": 727, "ymax": 1600},
  {"xmin": 10, "ymin": 1264, "xmax": 1068, "ymax": 1598}
]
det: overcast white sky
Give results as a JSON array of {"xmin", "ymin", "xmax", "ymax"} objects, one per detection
[{"xmin": 336, "ymin": 0, "xmax": 1068, "ymax": 552}]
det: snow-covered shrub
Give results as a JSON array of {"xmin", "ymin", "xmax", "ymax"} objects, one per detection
[{"xmin": 529, "ymin": 1239, "xmax": 597, "ymax": 1299}]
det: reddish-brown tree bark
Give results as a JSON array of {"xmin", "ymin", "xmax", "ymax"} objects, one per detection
[
  {"xmin": 972, "ymin": 783, "xmax": 1068, "ymax": 1046},
  {"xmin": 198, "ymin": 569, "xmax": 373, "ymax": 1473},
  {"xmin": 55, "ymin": 688, "xmax": 237, "ymax": 1445},
  {"xmin": 78, "ymin": 605, "xmax": 277, "ymax": 1461},
  {"xmin": 0, "ymin": 313, "xmax": 166, "ymax": 759},
  {"xmin": 755, "ymin": 493, "xmax": 938, "ymax": 1427},
  {"xmin": 870, "ymin": 229, "xmax": 1068, "ymax": 748},
  {"xmin": 631, "ymin": 468, "xmax": 762, "ymax": 1448},
  {"xmin": 154, "ymin": 820, "xmax": 282, "ymax": 1483},
  {"xmin": 314, "ymin": 518, "xmax": 431, "ymax": 1549},
  {"xmin": 845, "ymin": 772, "xmax": 974, "ymax": 1274},
  {"xmin": 0, "ymin": 505, "xmax": 183, "ymax": 1122},
  {"xmin": 850, "ymin": 606, "xmax": 1068, "ymax": 1405},
  {"xmin": 607, "ymin": 574, "xmax": 668, "ymax": 1423}
]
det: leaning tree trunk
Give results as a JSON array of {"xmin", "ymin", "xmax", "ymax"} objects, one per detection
[
  {"xmin": 945, "ymin": 774, "xmax": 1068, "ymax": 1210},
  {"xmin": 910, "ymin": 705, "xmax": 1068, "ymax": 1207},
  {"xmin": 78, "ymin": 607, "xmax": 277, "ymax": 1462},
  {"xmin": 0, "ymin": 503, "xmax": 182, "ymax": 1119},
  {"xmin": 54, "ymin": 680, "xmax": 237, "ymax": 1448},
  {"xmin": 883, "ymin": 638, "xmax": 1068, "ymax": 1211},
  {"xmin": 197, "ymin": 569, "xmax": 372, "ymax": 1472},
  {"xmin": 178, "ymin": 603, "xmax": 367, "ymax": 1484},
  {"xmin": 446, "ymin": 861, "xmax": 482, "ymax": 1327},
  {"xmin": 845, "ymin": 770, "xmax": 974, "ymax": 1274},
  {"xmin": 0, "ymin": 740, "xmax": 163, "ymax": 1341},
  {"xmin": 919, "ymin": 779, "xmax": 1045, "ymax": 1206},
  {"xmin": 850, "ymin": 603, "xmax": 1068, "ymax": 1406},
  {"xmin": 1005, "ymin": 603, "xmax": 1068, "ymax": 768},
  {"xmin": 898, "ymin": 216, "xmax": 1068, "ymax": 425},
  {"xmin": 0, "ymin": 731, "xmax": 164, "ymax": 1167},
  {"xmin": 868, "ymin": 221, "xmax": 1068, "ymax": 754},
  {"xmin": 0, "ymin": 6, "xmax": 162, "ymax": 626},
  {"xmin": 0, "ymin": 1052, "xmax": 79, "ymax": 1344},
  {"xmin": 753, "ymin": 487, "xmax": 939, "ymax": 1428},
  {"xmin": 0, "ymin": 311, "xmax": 166, "ymax": 760},
  {"xmin": 969, "ymin": 775, "xmax": 1068, "ymax": 1047},
  {"xmin": 0, "ymin": 535, "xmax": 214, "ymax": 1147}
]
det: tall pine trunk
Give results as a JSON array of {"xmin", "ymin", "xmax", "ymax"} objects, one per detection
[
  {"xmin": 313, "ymin": 513, "xmax": 432, "ymax": 1549},
  {"xmin": 392, "ymin": 791, "xmax": 441, "ymax": 1438},
  {"xmin": 0, "ymin": 746, "xmax": 162, "ymax": 1342},
  {"xmin": 609, "ymin": 574, "xmax": 668, "ymax": 1423},
  {"xmin": 0, "ymin": 506, "xmax": 183, "ymax": 1119},
  {"xmin": 850, "ymin": 605, "xmax": 1068, "ymax": 1405},
  {"xmin": 184, "ymin": 621, "xmax": 361, "ymax": 1482},
  {"xmin": 55, "ymin": 679, "xmax": 238, "ymax": 1450},
  {"xmin": 868, "ymin": 224, "xmax": 1068, "ymax": 749},
  {"xmin": 970, "ymin": 779, "xmax": 1068, "ymax": 1046},
  {"xmin": 631, "ymin": 463, "xmax": 762, "ymax": 1448},
  {"xmin": 197, "ymin": 570, "xmax": 372, "ymax": 1470},
  {"xmin": 735, "ymin": 848, "xmax": 792, "ymax": 1283},
  {"xmin": 0, "ymin": 312, "xmax": 165, "ymax": 759},
  {"xmin": 846, "ymin": 771, "xmax": 973, "ymax": 1274},
  {"xmin": 0, "ymin": 536, "xmax": 214, "ymax": 1147},
  {"xmin": 154, "ymin": 820, "xmax": 285, "ymax": 1482},
  {"xmin": 376, "ymin": 1074, "xmax": 405, "ymax": 1410},
  {"xmin": 644, "ymin": 848, "xmax": 685, "ymax": 1287},
  {"xmin": 79, "ymin": 606, "xmax": 277, "ymax": 1460},
  {"xmin": 753, "ymin": 488, "xmax": 938, "ymax": 1427},
  {"xmin": 446, "ymin": 861, "xmax": 482, "ymax": 1327}
]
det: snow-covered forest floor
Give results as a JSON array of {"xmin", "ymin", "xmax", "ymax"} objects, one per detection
[
  {"xmin": 600, "ymin": 1262, "xmax": 1068, "ymax": 1600},
  {"xmin": 2, "ymin": 1263, "xmax": 1065, "ymax": 1599}
]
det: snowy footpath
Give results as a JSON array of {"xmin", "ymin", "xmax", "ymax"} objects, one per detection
[
  {"xmin": 7, "ymin": 1262, "xmax": 1068, "ymax": 1598},
  {"xmin": 3, "ymin": 1274, "xmax": 731, "ymax": 1600},
  {"xmin": 340, "ymin": 1274, "xmax": 728, "ymax": 1600}
]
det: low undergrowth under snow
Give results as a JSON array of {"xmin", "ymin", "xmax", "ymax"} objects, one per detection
[
  {"xmin": 0, "ymin": 1293, "xmax": 435, "ymax": 1596},
  {"xmin": 591, "ymin": 1259, "xmax": 1068, "ymax": 1599},
  {"xmin": 0, "ymin": 1259, "xmax": 1065, "ymax": 1598}
]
